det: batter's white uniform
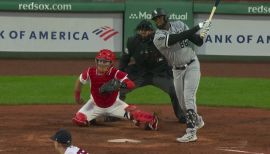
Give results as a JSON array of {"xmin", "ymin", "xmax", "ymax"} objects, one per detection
[
  {"xmin": 153, "ymin": 20, "xmax": 204, "ymax": 140},
  {"xmin": 153, "ymin": 20, "xmax": 200, "ymax": 114}
]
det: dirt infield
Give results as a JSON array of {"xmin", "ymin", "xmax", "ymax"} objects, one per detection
[
  {"xmin": 0, "ymin": 105, "xmax": 270, "ymax": 154},
  {"xmin": 0, "ymin": 59, "xmax": 270, "ymax": 154}
]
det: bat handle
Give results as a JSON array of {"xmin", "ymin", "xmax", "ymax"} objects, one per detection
[{"xmin": 208, "ymin": 6, "xmax": 217, "ymax": 21}]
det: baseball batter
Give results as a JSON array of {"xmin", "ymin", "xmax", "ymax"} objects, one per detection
[
  {"xmin": 151, "ymin": 8, "xmax": 211, "ymax": 142},
  {"xmin": 72, "ymin": 49, "xmax": 158, "ymax": 130}
]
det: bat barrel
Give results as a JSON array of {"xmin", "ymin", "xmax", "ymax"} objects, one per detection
[
  {"xmin": 215, "ymin": 0, "xmax": 221, "ymax": 7},
  {"xmin": 208, "ymin": 6, "xmax": 216, "ymax": 21}
]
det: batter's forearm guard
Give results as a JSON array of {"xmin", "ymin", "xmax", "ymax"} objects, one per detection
[{"xmin": 168, "ymin": 25, "xmax": 200, "ymax": 46}]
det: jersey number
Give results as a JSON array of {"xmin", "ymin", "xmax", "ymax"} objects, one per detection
[{"xmin": 179, "ymin": 40, "xmax": 188, "ymax": 48}]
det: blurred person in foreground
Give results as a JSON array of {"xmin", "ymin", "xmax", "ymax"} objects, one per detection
[{"xmin": 51, "ymin": 128, "xmax": 89, "ymax": 154}]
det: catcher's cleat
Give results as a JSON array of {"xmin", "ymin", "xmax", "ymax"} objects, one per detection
[
  {"xmin": 72, "ymin": 117, "xmax": 88, "ymax": 126},
  {"xmin": 147, "ymin": 113, "xmax": 159, "ymax": 131},
  {"xmin": 72, "ymin": 112, "xmax": 88, "ymax": 127},
  {"xmin": 176, "ymin": 128, "xmax": 197, "ymax": 143}
]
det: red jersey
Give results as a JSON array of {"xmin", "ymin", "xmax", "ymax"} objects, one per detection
[{"xmin": 80, "ymin": 66, "xmax": 127, "ymax": 108}]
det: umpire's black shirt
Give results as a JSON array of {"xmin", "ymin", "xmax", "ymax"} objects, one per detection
[{"xmin": 119, "ymin": 34, "xmax": 169, "ymax": 74}]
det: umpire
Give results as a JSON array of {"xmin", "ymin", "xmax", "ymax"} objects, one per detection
[{"xmin": 119, "ymin": 20, "xmax": 185, "ymax": 123}]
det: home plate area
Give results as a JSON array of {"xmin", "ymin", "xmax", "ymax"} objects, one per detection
[{"xmin": 108, "ymin": 138, "xmax": 141, "ymax": 143}]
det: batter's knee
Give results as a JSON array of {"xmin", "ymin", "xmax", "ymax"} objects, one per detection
[{"xmin": 72, "ymin": 112, "xmax": 88, "ymax": 127}]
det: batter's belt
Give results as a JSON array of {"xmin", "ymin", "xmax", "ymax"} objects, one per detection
[{"xmin": 174, "ymin": 59, "xmax": 195, "ymax": 70}]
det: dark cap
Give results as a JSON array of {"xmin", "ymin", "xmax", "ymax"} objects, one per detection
[
  {"xmin": 51, "ymin": 128, "xmax": 72, "ymax": 145},
  {"xmin": 135, "ymin": 20, "xmax": 154, "ymax": 31}
]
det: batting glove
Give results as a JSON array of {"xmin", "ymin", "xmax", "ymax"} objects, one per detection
[
  {"xmin": 199, "ymin": 20, "xmax": 212, "ymax": 38},
  {"xmin": 200, "ymin": 28, "xmax": 210, "ymax": 38},
  {"xmin": 199, "ymin": 20, "xmax": 211, "ymax": 30}
]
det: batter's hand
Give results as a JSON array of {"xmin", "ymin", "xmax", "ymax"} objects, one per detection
[
  {"xmin": 199, "ymin": 20, "xmax": 211, "ymax": 30},
  {"xmin": 199, "ymin": 20, "xmax": 211, "ymax": 38},
  {"xmin": 200, "ymin": 28, "xmax": 210, "ymax": 38}
]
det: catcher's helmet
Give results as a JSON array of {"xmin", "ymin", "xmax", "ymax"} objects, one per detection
[
  {"xmin": 151, "ymin": 8, "xmax": 167, "ymax": 20},
  {"xmin": 95, "ymin": 49, "xmax": 116, "ymax": 62},
  {"xmin": 136, "ymin": 20, "xmax": 154, "ymax": 31}
]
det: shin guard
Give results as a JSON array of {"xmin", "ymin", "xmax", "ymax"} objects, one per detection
[{"xmin": 124, "ymin": 105, "xmax": 158, "ymax": 130}]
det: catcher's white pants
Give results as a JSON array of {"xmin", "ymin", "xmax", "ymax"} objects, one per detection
[{"xmin": 78, "ymin": 95, "xmax": 129, "ymax": 121}]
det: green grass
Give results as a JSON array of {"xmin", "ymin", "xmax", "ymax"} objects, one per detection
[
  {"xmin": 197, "ymin": 77, "xmax": 270, "ymax": 108},
  {"xmin": 0, "ymin": 76, "xmax": 89, "ymax": 105},
  {"xmin": 0, "ymin": 76, "xmax": 270, "ymax": 109}
]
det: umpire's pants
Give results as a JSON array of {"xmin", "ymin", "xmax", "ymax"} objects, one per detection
[{"xmin": 120, "ymin": 71, "xmax": 185, "ymax": 122}]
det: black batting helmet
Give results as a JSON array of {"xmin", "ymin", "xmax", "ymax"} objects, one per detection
[
  {"xmin": 151, "ymin": 8, "xmax": 167, "ymax": 20},
  {"xmin": 136, "ymin": 20, "xmax": 154, "ymax": 31}
]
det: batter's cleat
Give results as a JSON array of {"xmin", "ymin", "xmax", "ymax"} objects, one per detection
[
  {"xmin": 196, "ymin": 116, "xmax": 205, "ymax": 130},
  {"xmin": 148, "ymin": 113, "xmax": 159, "ymax": 131},
  {"xmin": 176, "ymin": 128, "xmax": 197, "ymax": 143}
]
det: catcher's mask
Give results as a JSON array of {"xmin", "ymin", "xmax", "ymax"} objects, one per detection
[
  {"xmin": 136, "ymin": 20, "xmax": 154, "ymax": 41},
  {"xmin": 151, "ymin": 8, "xmax": 168, "ymax": 29},
  {"xmin": 95, "ymin": 49, "xmax": 115, "ymax": 75}
]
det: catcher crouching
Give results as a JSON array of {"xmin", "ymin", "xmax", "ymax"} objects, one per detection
[{"xmin": 72, "ymin": 49, "xmax": 158, "ymax": 130}]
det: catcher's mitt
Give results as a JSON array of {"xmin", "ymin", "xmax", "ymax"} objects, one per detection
[{"xmin": 99, "ymin": 79, "xmax": 122, "ymax": 94}]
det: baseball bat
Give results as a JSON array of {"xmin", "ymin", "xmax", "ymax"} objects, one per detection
[{"xmin": 208, "ymin": 0, "xmax": 221, "ymax": 21}]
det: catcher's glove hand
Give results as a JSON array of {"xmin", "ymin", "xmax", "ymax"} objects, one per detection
[{"xmin": 99, "ymin": 79, "xmax": 124, "ymax": 94}]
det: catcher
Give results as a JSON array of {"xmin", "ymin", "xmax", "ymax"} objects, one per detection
[{"xmin": 72, "ymin": 49, "xmax": 159, "ymax": 130}]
